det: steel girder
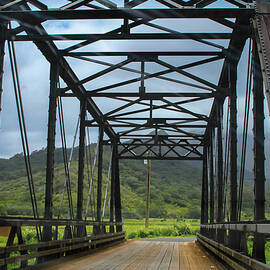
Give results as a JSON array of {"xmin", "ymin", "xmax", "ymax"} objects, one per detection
[{"xmin": 0, "ymin": 0, "xmax": 257, "ymax": 160}]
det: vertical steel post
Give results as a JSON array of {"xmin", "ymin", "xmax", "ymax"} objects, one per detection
[
  {"xmin": 96, "ymin": 127, "xmax": 104, "ymax": 233},
  {"xmin": 43, "ymin": 62, "xmax": 59, "ymax": 241},
  {"xmin": 200, "ymin": 146, "xmax": 208, "ymax": 235},
  {"xmin": 252, "ymin": 41, "xmax": 266, "ymax": 263},
  {"xmin": 77, "ymin": 99, "xmax": 86, "ymax": 236},
  {"xmin": 204, "ymin": 147, "xmax": 208, "ymax": 225},
  {"xmin": 209, "ymin": 128, "xmax": 215, "ymax": 224},
  {"xmin": 114, "ymin": 145, "xmax": 123, "ymax": 232},
  {"xmin": 208, "ymin": 128, "xmax": 215, "ymax": 239},
  {"xmin": 110, "ymin": 143, "xmax": 116, "ymax": 233},
  {"xmin": 145, "ymin": 154, "xmax": 151, "ymax": 229},
  {"xmin": 0, "ymin": 22, "xmax": 6, "ymax": 115},
  {"xmin": 216, "ymin": 99, "xmax": 224, "ymax": 243},
  {"xmin": 229, "ymin": 59, "xmax": 240, "ymax": 250}
]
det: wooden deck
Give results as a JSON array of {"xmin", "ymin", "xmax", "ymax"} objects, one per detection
[{"xmin": 26, "ymin": 239, "xmax": 224, "ymax": 270}]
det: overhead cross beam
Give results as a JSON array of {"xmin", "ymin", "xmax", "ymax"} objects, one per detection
[
  {"xmin": 2, "ymin": 1, "xmax": 117, "ymax": 140},
  {"xmin": 0, "ymin": 8, "xmax": 254, "ymax": 21},
  {"xmin": 9, "ymin": 33, "xmax": 232, "ymax": 41}
]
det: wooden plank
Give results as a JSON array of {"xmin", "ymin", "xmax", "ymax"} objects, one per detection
[
  {"xmin": 127, "ymin": 242, "xmax": 162, "ymax": 270},
  {"xmin": 169, "ymin": 242, "xmax": 179, "ymax": 270},
  {"xmin": 139, "ymin": 242, "xmax": 165, "ymax": 270},
  {"xmin": 111, "ymin": 241, "xmax": 152, "ymax": 270},
  {"xmin": 25, "ymin": 240, "xmax": 131, "ymax": 270},
  {"xmin": 123, "ymin": 241, "xmax": 159, "ymax": 270},
  {"xmin": 158, "ymin": 242, "xmax": 174, "ymax": 270},
  {"xmin": 23, "ymin": 240, "xmax": 224, "ymax": 270},
  {"xmin": 147, "ymin": 242, "xmax": 168, "ymax": 270},
  {"xmin": 179, "ymin": 242, "xmax": 222, "ymax": 270},
  {"xmin": 90, "ymin": 241, "xmax": 151, "ymax": 270},
  {"xmin": 179, "ymin": 243, "xmax": 190, "ymax": 270},
  {"xmin": 62, "ymin": 241, "xmax": 131, "ymax": 270},
  {"xmin": 0, "ymin": 227, "xmax": 10, "ymax": 237}
]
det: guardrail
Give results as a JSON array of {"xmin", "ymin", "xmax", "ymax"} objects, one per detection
[
  {"xmin": 198, "ymin": 222, "xmax": 270, "ymax": 270},
  {"xmin": 0, "ymin": 232, "xmax": 125, "ymax": 268},
  {"xmin": 200, "ymin": 223, "xmax": 270, "ymax": 234},
  {"xmin": 0, "ymin": 216, "xmax": 123, "ymax": 227},
  {"xmin": 0, "ymin": 217, "xmax": 125, "ymax": 270},
  {"xmin": 197, "ymin": 233, "xmax": 270, "ymax": 270}
]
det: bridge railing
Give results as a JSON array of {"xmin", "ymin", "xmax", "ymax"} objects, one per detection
[
  {"xmin": 198, "ymin": 222, "xmax": 270, "ymax": 270},
  {"xmin": 0, "ymin": 217, "xmax": 125, "ymax": 270}
]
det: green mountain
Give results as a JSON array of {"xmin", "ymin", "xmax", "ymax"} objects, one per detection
[
  {"xmin": 1, "ymin": 145, "xmax": 267, "ymax": 220},
  {"xmin": 0, "ymin": 145, "xmax": 203, "ymax": 219}
]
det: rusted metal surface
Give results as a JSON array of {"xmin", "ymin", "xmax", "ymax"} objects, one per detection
[
  {"xmin": 255, "ymin": 0, "xmax": 270, "ymax": 114},
  {"xmin": 201, "ymin": 223, "xmax": 270, "ymax": 234}
]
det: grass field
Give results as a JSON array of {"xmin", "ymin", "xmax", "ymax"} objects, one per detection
[{"xmin": 123, "ymin": 218, "xmax": 200, "ymax": 239}]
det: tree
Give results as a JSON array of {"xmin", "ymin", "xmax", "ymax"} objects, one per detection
[{"xmin": 0, "ymin": 203, "xmax": 7, "ymax": 216}]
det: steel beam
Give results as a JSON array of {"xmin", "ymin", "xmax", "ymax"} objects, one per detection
[
  {"xmin": 110, "ymin": 144, "xmax": 115, "ymax": 233},
  {"xmin": 114, "ymin": 146, "xmax": 122, "ymax": 232},
  {"xmin": 201, "ymin": 223, "xmax": 270, "ymax": 234},
  {"xmin": 87, "ymin": 123, "xmax": 207, "ymax": 128},
  {"xmin": 200, "ymin": 146, "xmax": 208, "ymax": 233},
  {"xmin": 7, "ymin": 1, "xmax": 116, "ymax": 140},
  {"xmin": 228, "ymin": 57, "xmax": 239, "ymax": 250},
  {"xmin": 64, "ymin": 51, "xmax": 224, "ymax": 57},
  {"xmin": 204, "ymin": 15, "xmax": 250, "ymax": 144},
  {"xmin": 96, "ymin": 127, "xmax": 104, "ymax": 233},
  {"xmin": 0, "ymin": 8, "xmax": 254, "ymax": 21},
  {"xmin": 0, "ymin": 21, "xmax": 6, "ymax": 115},
  {"xmin": 10, "ymin": 33, "xmax": 232, "ymax": 41},
  {"xmin": 209, "ymin": 128, "xmax": 214, "ymax": 224},
  {"xmin": 82, "ymin": 92, "xmax": 215, "ymax": 98},
  {"xmin": 76, "ymin": 100, "xmax": 86, "ymax": 237},
  {"xmin": 252, "ymin": 41, "xmax": 266, "ymax": 263},
  {"xmin": 43, "ymin": 62, "xmax": 59, "ymax": 241},
  {"xmin": 216, "ymin": 99, "xmax": 224, "ymax": 243},
  {"xmin": 0, "ymin": 217, "xmax": 123, "ymax": 227},
  {"xmin": 253, "ymin": 0, "xmax": 270, "ymax": 118},
  {"xmin": 118, "ymin": 134, "xmax": 204, "ymax": 138},
  {"xmin": 116, "ymin": 143, "xmax": 202, "ymax": 147},
  {"xmin": 118, "ymin": 156, "xmax": 202, "ymax": 160},
  {"xmin": 77, "ymin": 100, "xmax": 86, "ymax": 221}
]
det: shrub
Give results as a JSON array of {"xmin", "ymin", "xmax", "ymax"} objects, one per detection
[
  {"xmin": 127, "ymin": 232, "xmax": 137, "ymax": 239},
  {"xmin": 0, "ymin": 203, "xmax": 7, "ymax": 216},
  {"xmin": 23, "ymin": 229, "xmax": 38, "ymax": 243},
  {"xmin": 159, "ymin": 227, "xmax": 175, "ymax": 236},
  {"xmin": 137, "ymin": 229, "xmax": 149, "ymax": 238}
]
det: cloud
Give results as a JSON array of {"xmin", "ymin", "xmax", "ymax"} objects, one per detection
[{"xmin": 1, "ymin": 1, "xmax": 269, "ymax": 165}]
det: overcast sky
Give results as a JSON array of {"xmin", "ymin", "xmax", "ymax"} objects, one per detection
[{"xmin": 0, "ymin": 0, "xmax": 270, "ymax": 177}]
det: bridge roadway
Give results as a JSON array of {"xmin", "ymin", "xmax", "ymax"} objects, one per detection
[{"xmin": 25, "ymin": 238, "xmax": 224, "ymax": 270}]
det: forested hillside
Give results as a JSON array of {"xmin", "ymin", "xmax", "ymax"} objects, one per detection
[{"xmin": 0, "ymin": 145, "xmax": 269, "ymax": 220}]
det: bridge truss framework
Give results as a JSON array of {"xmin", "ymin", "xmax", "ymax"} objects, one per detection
[{"xmin": 0, "ymin": 0, "xmax": 270, "ymax": 269}]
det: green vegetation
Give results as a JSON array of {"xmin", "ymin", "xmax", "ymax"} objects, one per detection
[
  {"xmin": 2, "ymin": 146, "xmax": 270, "ymax": 267},
  {"xmin": 0, "ymin": 145, "xmax": 269, "ymax": 220},
  {"xmin": 0, "ymin": 145, "xmax": 203, "ymax": 219},
  {"xmin": 124, "ymin": 218, "xmax": 199, "ymax": 239}
]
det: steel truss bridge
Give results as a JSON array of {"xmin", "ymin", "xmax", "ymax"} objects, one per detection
[{"xmin": 0, "ymin": 0, "xmax": 270, "ymax": 269}]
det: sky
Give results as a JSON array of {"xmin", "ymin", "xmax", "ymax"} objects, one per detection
[{"xmin": 0, "ymin": 0, "xmax": 270, "ymax": 176}]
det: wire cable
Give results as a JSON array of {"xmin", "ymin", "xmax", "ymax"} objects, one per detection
[
  {"xmin": 102, "ymin": 149, "xmax": 113, "ymax": 220},
  {"xmin": 237, "ymin": 39, "xmax": 253, "ymax": 221},
  {"xmin": 7, "ymin": 24, "xmax": 41, "ymax": 241}
]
